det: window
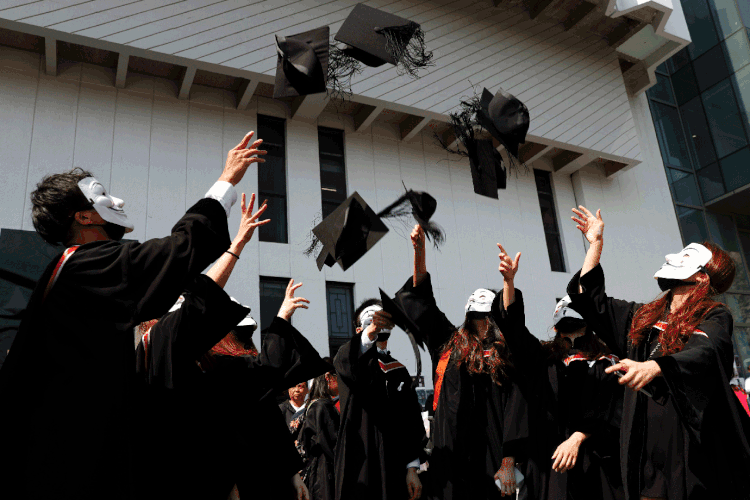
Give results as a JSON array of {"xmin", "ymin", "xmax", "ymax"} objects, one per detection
[
  {"xmin": 318, "ymin": 127, "xmax": 347, "ymax": 219},
  {"xmin": 702, "ymin": 79, "xmax": 748, "ymax": 159},
  {"xmin": 326, "ymin": 282, "xmax": 354, "ymax": 357},
  {"xmin": 668, "ymin": 168, "xmax": 702, "ymax": 205},
  {"xmin": 672, "ymin": 64, "xmax": 701, "ymax": 106},
  {"xmin": 696, "ymin": 162, "xmax": 726, "ymax": 201},
  {"xmin": 705, "ymin": 212, "xmax": 750, "ymax": 292},
  {"xmin": 719, "ymin": 146, "xmax": 750, "ymax": 190},
  {"xmin": 683, "ymin": 0, "xmax": 720, "ymax": 59},
  {"xmin": 676, "ymin": 206, "xmax": 709, "ymax": 245},
  {"xmin": 680, "ymin": 96, "xmax": 717, "ymax": 169},
  {"xmin": 259, "ymin": 277, "xmax": 290, "ymax": 342},
  {"xmin": 731, "ymin": 64, "xmax": 750, "ymax": 136},
  {"xmin": 722, "ymin": 29, "xmax": 750, "ymax": 73},
  {"xmin": 693, "ymin": 44, "xmax": 731, "ymax": 92},
  {"xmin": 534, "ymin": 170, "xmax": 566, "ymax": 273},
  {"xmin": 647, "ymin": 73, "xmax": 676, "ymax": 104},
  {"xmin": 651, "ymin": 101, "xmax": 693, "ymax": 168},
  {"xmin": 257, "ymin": 115, "xmax": 288, "ymax": 244},
  {"xmin": 708, "ymin": 0, "xmax": 743, "ymax": 40}
]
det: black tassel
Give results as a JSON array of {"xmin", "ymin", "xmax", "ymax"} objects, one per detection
[
  {"xmin": 376, "ymin": 189, "xmax": 445, "ymax": 249},
  {"xmin": 327, "ymin": 42, "xmax": 363, "ymax": 101},
  {"xmin": 434, "ymin": 93, "xmax": 482, "ymax": 158},
  {"xmin": 303, "ymin": 212, "xmax": 324, "ymax": 257},
  {"xmin": 376, "ymin": 22, "xmax": 433, "ymax": 78}
]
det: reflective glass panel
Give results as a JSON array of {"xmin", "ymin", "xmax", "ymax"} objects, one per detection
[
  {"xmin": 671, "ymin": 47, "xmax": 692, "ymax": 73},
  {"xmin": 672, "ymin": 63, "xmax": 701, "ymax": 105},
  {"xmin": 680, "ymin": 96, "xmax": 718, "ymax": 168},
  {"xmin": 708, "ymin": 0, "xmax": 743, "ymax": 39},
  {"xmin": 730, "ymin": 64, "xmax": 750, "ymax": 136},
  {"xmin": 706, "ymin": 211, "xmax": 750, "ymax": 291},
  {"xmin": 739, "ymin": 3, "xmax": 750, "ymax": 29},
  {"xmin": 668, "ymin": 168, "xmax": 702, "ymax": 205},
  {"xmin": 647, "ymin": 73, "xmax": 675, "ymax": 104},
  {"xmin": 693, "ymin": 43, "xmax": 731, "ymax": 91},
  {"xmin": 677, "ymin": 206, "xmax": 709, "ymax": 245},
  {"xmin": 723, "ymin": 29, "xmax": 750, "ymax": 73},
  {"xmin": 259, "ymin": 277, "xmax": 290, "ymax": 334},
  {"xmin": 696, "ymin": 162, "xmax": 726, "ymax": 201},
  {"xmin": 719, "ymin": 146, "xmax": 750, "ymax": 191},
  {"xmin": 702, "ymin": 79, "xmax": 748, "ymax": 158},
  {"xmin": 684, "ymin": 0, "xmax": 720, "ymax": 59},
  {"xmin": 651, "ymin": 102, "xmax": 693, "ymax": 168}
]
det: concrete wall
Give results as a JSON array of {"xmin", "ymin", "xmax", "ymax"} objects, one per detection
[{"xmin": 0, "ymin": 43, "xmax": 682, "ymax": 387}]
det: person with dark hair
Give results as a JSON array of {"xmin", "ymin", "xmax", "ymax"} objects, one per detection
[
  {"xmin": 298, "ymin": 358, "xmax": 340, "ymax": 500},
  {"xmin": 281, "ymin": 380, "xmax": 310, "ymax": 433},
  {"xmin": 394, "ymin": 225, "xmax": 527, "ymax": 500},
  {"xmin": 491, "ymin": 244, "xmax": 623, "ymax": 500},
  {"xmin": 566, "ymin": 206, "xmax": 750, "ymax": 500},
  {"xmin": 333, "ymin": 295, "xmax": 426, "ymax": 500},
  {"xmin": 0, "ymin": 132, "xmax": 266, "ymax": 500}
]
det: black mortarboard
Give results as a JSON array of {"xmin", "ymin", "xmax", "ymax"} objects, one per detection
[
  {"xmin": 334, "ymin": 3, "xmax": 432, "ymax": 76},
  {"xmin": 379, "ymin": 288, "xmax": 425, "ymax": 376},
  {"xmin": 311, "ymin": 192, "xmax": 389, "ymax": 271},
  {"xmin": 377, "ymin": 188, "xmax": 445, "ymax": 247},
  {"xmin": 477, "ymin": 87, "xmax": 530, "ymax": 159},
  {"xmin": 273, "ymin": 26, "xmax": 329, "ymax": 99},
  {"xmin": 467, "ymin": 139, "xmax": 507, "ymax": 198}
]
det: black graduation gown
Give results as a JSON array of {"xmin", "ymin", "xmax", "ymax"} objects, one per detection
[
  {"xmin": 333, "ymin": 334, "xmax": 426, "ymax": 500},
  {"xmin": 566, "ymin": 264, "xmax": 750, "ymax": 500},
  {"xmin": 0, "ymin": 198, "xmax": 230, "ymax": 500},
  {"xmin": 133, "ymin": 275, "xmax": 329, "ymax": 500},
  {"xmin": 280, "ymin": 399, "xmax": 308, "ymax": 434},
  {"xmin": 299, "ymin": 397, "xmax": 340, "ymax": 500},
  {"xmin": 394, "ymin": 274, "xmax": 528, "ymax": 500},
  {"xmin": 491, "ymin": 289, "xmax": 623, "ymax": 500}
]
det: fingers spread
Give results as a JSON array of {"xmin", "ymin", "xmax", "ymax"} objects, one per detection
[{"xmin": 234, "ymin": 131, "xmax": 254, "ymax": 150}]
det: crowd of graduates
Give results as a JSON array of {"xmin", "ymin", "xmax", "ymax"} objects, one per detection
[{"xmin": 1, "ymin": 131, "xmax": 749, "ymax": 500}]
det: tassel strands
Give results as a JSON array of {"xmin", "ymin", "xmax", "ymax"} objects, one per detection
[{"xmin": 375, "ymin": 22, "xmax": 434, "ymax": 78}]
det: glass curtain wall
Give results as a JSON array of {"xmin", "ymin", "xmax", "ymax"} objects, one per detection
[{"xmin": 646, "ymin": 0, "xmax": 750, "ymax": 377}]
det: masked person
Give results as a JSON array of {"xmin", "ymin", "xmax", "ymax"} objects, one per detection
[
  {"xmin": 133, "ymin": 197, "xmax": 325, "ymax": 500},
  {"xmin": 393, "ymin": 225, "xmax": 527, "ymax": 500},
  {"xmin": 333, "ymin": 298, "xmax": 426, "ymax": 500},
  {"xmin": 566, "ymin": 206, "xmax": 750, "ymax": 500},
  {"xmin": 492, "ymin": 243, "xmax": 624, "ymax": 500},
  {"xmin": 298, "ymin": 359, "xmax": 340, "ymax": 500},
  {"xmin": 0, "ymin": 132, "xmax": 266, "ymax": 500}
]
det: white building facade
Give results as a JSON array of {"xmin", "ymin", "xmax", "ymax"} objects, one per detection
[{"xmin": 0, "ymin": 0, "xmax": 692, "ymax": 387}]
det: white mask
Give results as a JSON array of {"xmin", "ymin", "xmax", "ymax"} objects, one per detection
[
  {"xmin": 465, "ymin": 288, "xmax": 496, "ymax": 313},
  {"xmin": 359, "ymin": 304, "xmax": 391, "ymax": 334},
  {"xmin": 552, "ymin": 295, "xmax": 583, "ymax": 326},
  {"xmin": 653, "ymin": 243, "xmax": 712, "ymax": 281},
  {"xmin": 230, "ymin": 296, "xmax": 257, "ymax": 331},
  {"xmin": 77, "ymin": 177, "xmax": 134, "ymax": 233}
]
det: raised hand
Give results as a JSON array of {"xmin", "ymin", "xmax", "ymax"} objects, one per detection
[
  {"xmin": 571, "ymin": 206, "xmax": 604, "ymax": 244},
  {"xmin": 277, "ymin": 279, "xmax": 310, "ymax": 321},
  {"xmin": 411, "ymin": 224, "xmax": 428, "ymax": 287},
  {"xmin": 497, "ymin": 244, "xmax": 521, "ymax": 282},
  {"xmin": 219, "ymin": 131, "xmax": 267, "ymax": 186},
  {"xmin": 236, "ymin": 193, "xmax": 270, "ymax": 244},
  {"xmin": 411, "ymin": 224, "xmax": 425, "ymax": 252},
  {"xmin": 362, "ymin": 310, "xmax": 395, "ymax": 342}
]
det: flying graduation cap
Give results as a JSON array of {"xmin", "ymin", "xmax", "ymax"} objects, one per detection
[
  {"xmin": 376, "ymin": 187, "xmax": 445, "ymax": 247},
  {"xmin": 334, "ymin": 3, "xmax": 433, "ymax": 77},
  {"xmin": 309, "ymin": 192, "xmax": 389, "ymax": 271},
  {"xmin": 379, "ymin": 288, "xmax": 425, "ymax": 376},
  {"xmin": 476, "ymin": 87, "xmax": 530, "ymax": 161},
  {"xmin": 466, "ymin": 139, "xmax": 505, "ymax": 199},
  {"xmin": 274, "ymin": 26, "xmax": 330, "ymax": 99}
]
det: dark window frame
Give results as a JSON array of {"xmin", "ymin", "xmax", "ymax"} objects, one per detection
[
  {"xmin": 318, "ymin": 126, "xmax": 348, "ymax": 219},
  {"xmin": 325, "ymin": 281, "xmax": 355, "ymax": 358},
  {"xmin": 257, "ymin": 114, "xmax": 289, "ymax": 244},
  {"xmin": 533, "ymin": 169, "xmax": 566, "ymax": 273},
  {"xmin": 258, "ymin": 276, "xmax": 291, "ymax": 344}
]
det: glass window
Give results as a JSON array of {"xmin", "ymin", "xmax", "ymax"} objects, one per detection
[
  {"xmin": 737, "ymin": 215, "xmax": 750, "ymax": 231},
  {"xmin": 723, "ymin": 29, "xmax": 750, "ymax": 73},
  {"xmin": 739, "ymin": 3, "xmax": 750, "ymax": 29},
  {"xmin": 318, "ymin": 127, "xmax": 347, "ymax": 219},
  {"xmin": 684, "ymin": 0, "xmax": 720, "ymax": 59},
  {"xmin": 672, "ymin": 63, "xmax": 701, "ymax": 105},
  {"xmin": 257, "ymin": 115, "xmax": 288, "ymax": 244},
  {"xmin": 725, "ymin": 293, "xmax": 750, "ymax": 324},
  {"xmin": 734, "ymin": 326, "xmax": 750, "ymax": 377},
  {"xmin": 534, "ymin": 170, "xmax": 566, "ymax": 273},
  {"xmin": 326, "ymin": 282, "xmax": 354, "ymax": 357},
  {"xmin": 693, "ymin": 44, "xmax": 731, "ymax": 91},
  {"xmin": 730, "ymin": 64, "xmax": 750, "ymax": 137},
  {"xmin": 656, "ymin": 61, "xmax": 670, "ymax": 75},
  {"xmin": 719, "ymin": 146, "xmax": 750, "ymax": 191},
  {"xmin": 647, "ymin": 73, "xmax": 675, "ymax": 104},
  {"xmin": 668, "ymin": 168, "xmax": 702, "ymax": 205},
  {"xmin": 680, "ymin": 96, "xmax": 718, "ymax": 168},
  {"xmin": 676, "ymin": 206, "xmax": 709, "ymax": 245},
  {"xmin": 706, "ymin": 212, "xmax": 750, "ymax": 291},
  {"xmin": 671, "ymin": 47, "xmax": 692, "ymax": 73},
  {"xmin": 709, "ymin": 0, "xmax": 743, "ymax": 39},
  {"xmin": 702, "ymin": 79, "xmax": 748, "ymax": 158},
  {"xmin": 696, "ymin": 162, "xmax": 726, "ymax": 201},
  {"xmin": 259, "ymin": 277, "xmax": 290, "ymax": 340},
  {"xmin": 651, "ymin": 101, "xmax": 693, "ymax": 168}
]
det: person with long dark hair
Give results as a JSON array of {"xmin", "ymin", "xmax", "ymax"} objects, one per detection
[
  {"xmin": 491, "ymin": 244, "xmax": 623, "ymax": 500},
  {"xmin": 565, "ymin": 205, "xmax": 750, "ymax": 500},
  {"xmin": 394, "ymin": 225, "xmax": 527, "ymax": 499},
  {"xmin": 298, "ymin": 359, "xmax": 340, "ymax": 500}
]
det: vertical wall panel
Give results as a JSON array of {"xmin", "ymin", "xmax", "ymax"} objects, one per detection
[{"xmin": 73, "ymin": 83, "xmax": 116, "ymax": 188}]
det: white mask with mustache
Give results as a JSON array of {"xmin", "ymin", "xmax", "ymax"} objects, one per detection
[
  {"xmin": 653, "ymin": 243, "xmax": 712, "ymax": 281},
  {"xmin": 77, "ymin": 177, "xmax": 134, "ymax": 233}
]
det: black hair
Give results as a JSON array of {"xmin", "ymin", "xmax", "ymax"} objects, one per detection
[
  {"xmin": 353, "ymin": 298, "xmax": 383, "ymax": 329},
  {"xmin": 30, "ymin": 168, "xmax": 94, "ymax": 245},
  {"xmin": 309, "ymin": 357, "xmax": 336, "ymax": 401},
  {"xmin": 554, "ymin": 317, "xmax": 587, "ymax": 335}
]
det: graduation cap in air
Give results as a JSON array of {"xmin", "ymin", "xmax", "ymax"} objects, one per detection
[
  {"xmin": 273, "ymin": 26, "xmax": 330, "ymax": 99},
  {"xmin": 377, "ymin": 187, "xmax": 445, "ymax": 247},
  {"xmin": 379, "ymin": 288, "xmax": 425, "ymax": 376},
  {"xmin": 334, "ymin": 3, "xmax": 433, "ymax": 77},
  {"xmin": 467, "ymin": 139, "xmax": 506, "ymax": 199},
  {"xmin": 476, "ymin": 87, "xmax": 530, "ymax": 160},
  {"xmin": 308, "ymin": 192, "xmax": 389, "ymax": 271}
]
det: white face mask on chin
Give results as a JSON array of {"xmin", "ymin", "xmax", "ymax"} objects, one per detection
[
  {"xmin": 77, "ymin": 177, "xmax": 134, "ymax": 233},
  {"xmin": 653, "ymin": 243, "xmax": 712, "ymax": 281},
  {"xmin": 465, "ymin": 288, "xmax": 496, "ymax": 313}
]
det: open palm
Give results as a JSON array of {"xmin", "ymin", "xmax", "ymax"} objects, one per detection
[{"xmin": 571, "ymin": 206, "xmax": 604, "ymax": 244}]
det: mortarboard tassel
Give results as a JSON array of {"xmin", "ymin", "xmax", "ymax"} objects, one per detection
[
  {"xmin": 375, "ymin": 22, "xmax": 434, "ymax": 78},
  {"xmin": 327, "ymin": 43, "xmax": 363, "ymax": 101},
  {"xmin": 376, "ymin": 189, "xmax": 445, "ymax": 249},
  {"xmin": 303, "ymin": 211, "xmax": 323, "ymax": 257}
]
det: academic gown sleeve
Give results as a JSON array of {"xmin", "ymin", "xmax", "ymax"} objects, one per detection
[
  {"xmin": 565, "ymin": 264, "xmax": 641, "ymax": 358},
  {"xmin": 135, "ymin": 274, "xmax": 249, "ymax": 388},
  {"xmin": 491, "ymin": 289, "xmax": 545, "ymax": 377},
  {"xmin": 301, "ymin": 399, "xmax": 340, "ymax": 462}
]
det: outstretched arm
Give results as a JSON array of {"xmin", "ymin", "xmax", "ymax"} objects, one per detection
[
  {"xmin": 206, "ymin": 192, "xmax": 269, "ymax": 289},
  {"xmin": 411, "ymin": 224, "xmax": 428, "ymax": 287},
  {"xmin": 571, "ymin": 206, "xmax": 604, "ymax": 290}
]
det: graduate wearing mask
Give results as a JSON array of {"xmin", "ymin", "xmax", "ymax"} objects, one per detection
[
  {"xmin": 0, "ymin": 132, "xmax": 266, "ymax": 500},
  {"xmin": 394, "ymin": 225, "xmax": 527, "ymax": 500},
  {"xmin": 333, "ymin": 298, "xmax": 426, "ymax": 500},
  {"xmin": 491, "ymin": 244, "xmax": 624, "ymax": 500},
  {"xmin": 565, "ymin": 206, "xmax": 750, "ymax": 500},
  {"xmin": 133, "ymin": 193, "xmax": 326, "ymax": 500}
]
